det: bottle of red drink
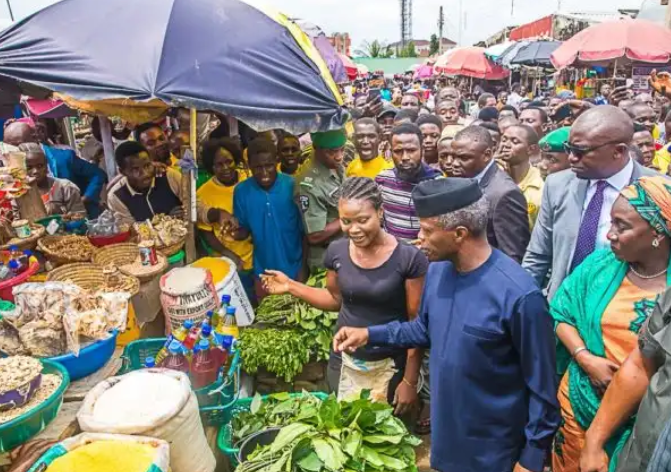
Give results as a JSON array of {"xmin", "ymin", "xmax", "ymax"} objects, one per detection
[
  {"xmin": 182, "ymin": 323, "xmax": 201, "ymax": 352},
  {"xmin": 160, "ymin": 340, "xmax": 190, "ymax": 374},
  {"xmin": 191, "ymin": 340, "xmax": 219, "ymax": 388}
]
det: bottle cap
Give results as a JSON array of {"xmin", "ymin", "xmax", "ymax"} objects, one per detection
[
  {"xmin": 221, "ymin": 335, "xmax": 234, "ymax": 350},
  {"xmin": 8, "ymin": 260, "xmax": 19, "ymax": 269},
  {"xmin": 202, "ymin": 324, "xmax": 212, "ymax": 336},
  {"xmin": 226, "ymin": 306, "xmax": 236, "ymax": 315},
  {"xmin": 168, "ymin": 339, "xmax": 183, "ymax": 353},
  {"xmin": 183, "ymin": 320, "xmax": 194, "ymax": 330},
  {"xmin": 23, "ymin": 250, "xmax": 32, "ymax": 256},
  {"xmin": 9, "ymin": 245, "xmax": 17, "ymax": 252},
  {"xmin": 206, "ymin": 310, "xmax": 214, "ymax": 319},
  {"xmin": 198, "ymin": 339, "xmax": 210, "ymax": 350},
  {"xmin": 222, "ymin": 294, "xmax": 231, "ymax": 304},
  {"xmin": 145, "ymin": 357, "xmax": 155, "ymax": 368}
]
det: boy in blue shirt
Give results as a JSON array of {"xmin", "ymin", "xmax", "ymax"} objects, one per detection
[{"xmin": 233, "ymin": 138, "xmax": 304, "ymax": 297}]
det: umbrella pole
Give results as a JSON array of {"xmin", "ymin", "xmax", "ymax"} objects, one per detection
[
  {"xmin": 183, "ymin": 108, "xmax": 198, "ymax": 264},
  {"xmin": 98, "ymin": 115, "xmax": 116, "ymax": 179}
]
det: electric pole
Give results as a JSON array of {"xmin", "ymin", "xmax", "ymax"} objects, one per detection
[
  {"xmin": 5, "ymin": 0, "xmax": 13, "ymax": 21},
  {"xmin": 438, "ymin": 6, "xmax": 445, "ymax": 55}
]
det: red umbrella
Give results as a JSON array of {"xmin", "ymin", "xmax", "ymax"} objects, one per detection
[
  {"xmin": 434, "ymin": 47, "xmax": 509, "ymax": 80},
  {"xmin": 338, "ymin": 54, "xmax": 358, "ymax": 80},
  {"xmin": 551, "ymin": 18, "xmax": 671, "ymax": 69}
]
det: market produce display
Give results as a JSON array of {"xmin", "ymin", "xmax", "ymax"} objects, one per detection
[
  {"xmin": 135, "ymin": 215, "xmax": 188, "ymax": 249},
  {"xmin": 235, "ymin": 391, "xmax": 421, "ymax": 472},
  {"xmin": 38, "ymin": 235, "xmax": 95, "ymax": 263},
  {"xmin": 0, "ymin": 357, "xmax": 62, "ymax": 424},
  {"xmin": 239, "ymin": 273, "xmax": 337, "ymax": 382},
  {"xmin": 0, "ymin": 282, "xmax": 128, "ymax": 357}
]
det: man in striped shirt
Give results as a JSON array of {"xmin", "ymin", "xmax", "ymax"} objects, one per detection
[{"xmin": 375, "ymin": 123, "xmax": 442, "ymax": 242}]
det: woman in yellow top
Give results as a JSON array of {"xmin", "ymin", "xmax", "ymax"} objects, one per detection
[
  {"xmin": 196, "ymin": 138, "xmax": 255, "ymax": 295},
  {"xmin": 550, "ymin": 176, "xmax": 671, "ymax": 472}
]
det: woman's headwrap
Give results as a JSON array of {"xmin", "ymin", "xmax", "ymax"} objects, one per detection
[{"xmin": 620, "ymin": 175, "xmax": 671, "ymax": 236}]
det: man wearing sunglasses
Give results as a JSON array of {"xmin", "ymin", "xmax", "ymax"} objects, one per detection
[{"xmin": 523, "ymin": 105, "xmax": 659, "ymax": 300}]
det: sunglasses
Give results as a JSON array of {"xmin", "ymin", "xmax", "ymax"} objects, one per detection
[{"xmin": 563, "ymin": 140, "xmax": 622, "ymax": 159}]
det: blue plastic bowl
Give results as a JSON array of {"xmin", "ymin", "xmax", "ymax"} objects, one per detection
[{"xmin": 47, "ymin": 330, "xmax": 118, "ymax": 380}]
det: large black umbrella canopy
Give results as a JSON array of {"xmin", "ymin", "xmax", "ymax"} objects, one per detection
[
  {"xmin": 0, "ymin": 0, "xmax": 347, "ymax": 133},
  {"xmin": 511, "ymin": 41, "xmax": 562, "ymax": 67}
]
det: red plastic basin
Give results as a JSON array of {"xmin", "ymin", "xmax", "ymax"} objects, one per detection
[
  {"xmin": 88, "ymin": 231, "xmax": 131, "ymax": 247},
  {"xmin": 0, "ymin": 260, "xmax": 40, "ymax": 302}
]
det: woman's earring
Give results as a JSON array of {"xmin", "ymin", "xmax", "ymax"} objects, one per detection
[{"xmin": 653, "ymin": 238, "xmax": 660, "ymax": 248}]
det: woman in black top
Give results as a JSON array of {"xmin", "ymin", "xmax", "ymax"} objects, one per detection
[{"xmin": 263, "ymin": 177, "xmax": 428, "ymax": 414}]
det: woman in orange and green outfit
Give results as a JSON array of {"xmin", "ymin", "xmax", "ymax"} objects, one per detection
[{"xmin": 551, "ymin": 176, "xmax": 671, "ymax": 472}]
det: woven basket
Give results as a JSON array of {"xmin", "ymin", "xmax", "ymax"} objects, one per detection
[
  {"xmin": 157, "ymin": 237, "xmax": 186, "ymax": 257},
  {"xmin": 0, "ymin": 224, "xmax": 46, "ymax": 252},
  {"xmin": 46, "ymin": 262, "xmax": 140, "ymax": 296},
  {"xmin": 93, "ymin": 243, "xmax": 168, "ymax": 283},
  {"xmin": 38, "ymin": 235, "xmax": 95, "ymax": 266}
]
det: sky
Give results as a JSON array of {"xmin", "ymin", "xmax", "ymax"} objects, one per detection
[{"xmin": 3, "ymin": 0, "xmax": 644, "ymax": 51}]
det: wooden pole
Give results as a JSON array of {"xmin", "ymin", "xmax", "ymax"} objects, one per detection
[
  {"xmin": 98, "ymin": 116, "xmax": 116, "ymax": 179},
  {"xmin": 62, "ymin": 118, "xmax": 75, "ymax": 149},
  {"xmin": 665, "ymin": 1, "xmax": 671, "ymax": 30},
  {"xmin": 183, "ymin": 108, "xmax": 198, "ymax": 263}
]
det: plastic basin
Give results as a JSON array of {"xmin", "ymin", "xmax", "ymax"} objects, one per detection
[
  {"xmin": 47, "ymin": 330, "xmax": 118, "ymax": 381},
  {"xmin": 237, "ymin": 428, "xmax": 281, "ymax": 464},
  {"xmin": 0, "ymin": 260, "xmax": 40, "ymax": 302},
  {"xmin": 88, "ymin": 231, "xmax": 131, "ymax": 247},
  {"xmin": 0, "ymin": 360, "xmax": 70, "ymax": 453}
]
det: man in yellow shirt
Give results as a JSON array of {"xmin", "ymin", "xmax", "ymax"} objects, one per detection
[
  {"xmin": 497, "ymin": 124, "xmax": 544, "ymax": 229},
  {"xmin": 195, "ymin": 138, "xmax": 254, "ymax": 274},
  {"xmin": 653, "ymin": 110, "xmax": 671, "ymax": 174},
  {"xmin": 346, "ymin": 118, "xmax": 393, "ymax": 179}
]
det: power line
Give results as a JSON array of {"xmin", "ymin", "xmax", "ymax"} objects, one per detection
[{"xmin": 5, "ymin": 0, "xmax": 13, "ymax": 21}]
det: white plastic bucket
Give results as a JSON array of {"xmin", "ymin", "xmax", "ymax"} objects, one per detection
[{"xmin": 190, "ymin": 257, "xmax": 254, "ymax": 326}]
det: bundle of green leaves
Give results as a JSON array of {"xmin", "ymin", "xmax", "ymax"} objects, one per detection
[
  {"xmin": 240, "ymin": 272, "xmax": 338, "ymax": 382},
  {"xmin": 235, "ymin": 392, "xmax": 421, "ymax": 472},
  {"xmin": 232, "ymin": 392, "xmax": 324, "ymax": 441}
]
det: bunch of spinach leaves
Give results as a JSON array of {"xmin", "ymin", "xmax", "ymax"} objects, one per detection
[
  {"xmin": 240, "ymin": 271, "xmax": 338, "ymax": 381},
  {"xmin": 235, "ymin": 391, "xmax": 421, "ymax": 472},
  {"xmin": 232, "ymin": 392, "xmax": 324, "ymax": 442}
]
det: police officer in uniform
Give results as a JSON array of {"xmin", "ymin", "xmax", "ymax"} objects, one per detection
[{"xmin": 296, "ymin": 130, "xmax": 346, "ymax": 272}]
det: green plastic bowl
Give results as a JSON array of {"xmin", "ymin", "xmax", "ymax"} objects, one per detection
[
  {"xmin": 216, "ymin": 392, "xmax": 328, "ymax": 466},
  {"xmin": 168, "ymin": 250, "xmax": 185, "ymax": 266},
  {"xmin": 0, "ymin": 360, "xmax": 70, "ymax": 453}
]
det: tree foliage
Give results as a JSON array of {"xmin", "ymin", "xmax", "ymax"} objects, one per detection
[
  {"xmin": 397, "ymin": 41, "xmax": 417, "ymax": 58},
  {"xmin": 429, "ymin": 34, "xmax": 440, "ymax": 56}
]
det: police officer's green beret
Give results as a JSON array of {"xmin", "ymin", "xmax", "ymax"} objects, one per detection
[
  {"xmin": 539, "ymin": 126, "xmax": 570, "ymax": 153},
  {"xmin": 311, "ymin": 129, "xmax": 347, "ymax": 150}
]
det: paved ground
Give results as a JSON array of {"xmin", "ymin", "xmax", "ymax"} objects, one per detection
[{"xmin": 416, "ymin": 433, "xmax": 432, "ymax": 472}]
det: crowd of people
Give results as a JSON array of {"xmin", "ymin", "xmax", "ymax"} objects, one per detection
[{"xmin": 5, "ymin": 70, "xmax": 671, "ymax": 472}]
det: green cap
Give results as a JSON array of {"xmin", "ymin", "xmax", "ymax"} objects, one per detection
[
  {"xmin": 539, "ymin": 126, "xmax": 570, "ymax": 153},
  {"xmin": 311, "ymin": 129, "xmax": 347, "ymax": 150}
]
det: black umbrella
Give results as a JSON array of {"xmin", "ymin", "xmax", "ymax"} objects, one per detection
[{"xmin": 511, "ymin": 41, "xmax": 562, "ymax": 67}]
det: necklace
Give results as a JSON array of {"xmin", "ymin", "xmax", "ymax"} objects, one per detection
[{"xmin": 629, "ymin": 265, "xmax": 667, "ymax": 280}]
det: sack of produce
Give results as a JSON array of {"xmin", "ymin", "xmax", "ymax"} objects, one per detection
[
  {"xmin": 27, "ymin": 433, "xmax": 170, "ymax": 472},
  {"xmin": 160, "ymin": 267, "xmax": 218, "ymax": 331},
  {"xmin": 77, "ymin": 369, "xmax": 215, "ymax": 472}
]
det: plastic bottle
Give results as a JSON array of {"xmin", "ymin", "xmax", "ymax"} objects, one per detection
[
  {"xmin": 8, "ymin": 245, "xmax": 19, "ymax": 263},
  {"xmin": 155, "ymin": 320, "xmax": 194, "ymax": 364},
  {"xmin": 160, "ymin": 340, "xmax": 190, "ymax": 373},
  {"xmin": 190, "ymin": 340, "xmax": 219, "ymax": 388},
  {"xmin": 144, "ymin": 357, "xmax": 156, "ymax": 368},
  {"xmin": 215, "ymin": 306, "xmax": 239, "ymax": 341},
  {"xmin": 217, "ymin": 335, "xmax": 233, "ymax": 373},
  {"xmin": 0, "ymin": 263, "xmax": 10, "ymax": 281},
  {"xmin": 182, "ymin": 323, "xmax": 201, "ymax": 352},
  {"xmin": 212, "ymin": 294, "xmax": 231, "ymax": 327},
  {"xmin": 8, "ymin": 260, "xmax": 20, "ymax": 277}
]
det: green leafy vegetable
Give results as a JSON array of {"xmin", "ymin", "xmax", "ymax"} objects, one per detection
[{"xmin": 234, "ymin": 392, "xmax": 421, "ymax": 472}]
